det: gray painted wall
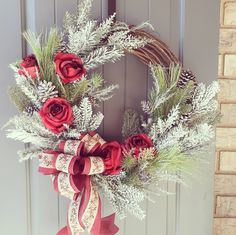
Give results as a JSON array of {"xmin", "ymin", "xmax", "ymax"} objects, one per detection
[{"xmin": 0, "ymin": 0, "xmax": 220, "ymax": 235}]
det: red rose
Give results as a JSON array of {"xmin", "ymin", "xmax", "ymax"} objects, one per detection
[
  {"xmin": 55, "ymin": 52, "xmax": 87, "ymax": 84},
  {"xmin": 18, "ymin": 54, "xmax": 39, "ymax": 79},
  {"xmin": 39, "ymin": 98, "xmax": 74, "ymax": 134},
  {"xmin": 124, "ymin": 133, "xmax": 153, "ymax": 156},
  {"xmin": 101, "ymin": 141, "xmax": 122, "ymax": 175}
]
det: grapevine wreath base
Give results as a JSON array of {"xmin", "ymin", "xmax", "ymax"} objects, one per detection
[{"xmin": 5, "ymin": 0, "xmax": 220, "ymax": 234}]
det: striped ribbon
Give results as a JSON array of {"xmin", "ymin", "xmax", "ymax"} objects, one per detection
[{"xmin": 38, "ymin": 132, "xmax": 119, "ymax": 235}]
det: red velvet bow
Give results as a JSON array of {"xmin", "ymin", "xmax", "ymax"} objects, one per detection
[{"xmin": 38, "ymin": 133, "xmax": 119, "ymax": 235}]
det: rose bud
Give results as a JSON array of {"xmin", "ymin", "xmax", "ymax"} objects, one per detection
[
  {"xmin": 39, "ymin": 97, "xmax": 74, "ymax": 134},
  {"xmin": 18, "ymin": 54, "xmax": 39, "ymax": 79},
  {"xmin": 101, "ymin": 141, "xmax": 122, "ymax": 175},
  {"xmin": 124, "ymin": 133, "xmax": 153, "ymax": 157},
  {"xmin": 54, "ymin": 52, "xmax": 87, "ymax": 84}
]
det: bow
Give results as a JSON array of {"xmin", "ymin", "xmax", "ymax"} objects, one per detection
[{"xmin": 38, "ymin": 132, "xmax": 119, "ymax": 235}]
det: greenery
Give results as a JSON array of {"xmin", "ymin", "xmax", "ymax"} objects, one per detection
[
  {"xmin": 122, "ymin": 109, "xmax": 141, "ymax": 139},
  {"xmin": 63, "ymin": 0, "xmax": 150, "ymax": 70},
  {"xmin": 122, "ymin": 145, "xmax": 197, "ymax": 188},
  {"xmin": 8, "ymin": 85, "xmax": 32, "ymax": 112},
  {"xmin": 146, "ymin": 64, "xmax": 195, "ymax": 120},
  {"xmin": 23, "ymin": 28, "xmax": 61, "ymax": 82}
]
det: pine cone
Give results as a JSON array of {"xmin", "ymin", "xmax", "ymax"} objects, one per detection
[
  {"xmin": 179, "ymin": 113, "xmax": 191, "ymax": 123},
  {"xmin": 24, "ymin": 105, "xmax": 39, "ymax": 116},
  {"xmin": 38, "ymin": 80, "xmax": 58, "ymax": 103},
  {"xmin": 172, "ymin": 113, "xmax": 192, "ymax": 127},
  {"xmin": 177, "ymin": 69, "xmax": 196, "ymax": 88}
]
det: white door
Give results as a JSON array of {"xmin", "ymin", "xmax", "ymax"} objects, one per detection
[{"xmin": 0, "ymin": 0, "xmax": 220, "ymax": 235}]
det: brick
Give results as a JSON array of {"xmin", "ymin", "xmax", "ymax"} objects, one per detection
[
  {"xmin": 218, "ymin": 79, "xmax": 236, "ymax": 102},
  {"xmin": 224, "ymin": 2, "xmax": 236, "ymax": 25},
  {"xmin": 216, "ymin": 196, "xmax": 236, "ymax": 216},
  {"xmin": 220, "ymin": 104, "xmax": 236, "ymax": 126},
  {"xmin": 219, "ymin": 151, "xmax": 236, "ymax": 172},
  {"xmin": 216, "ymin": 128, "xmax": 236, "ymax": 149},
  {"xmin": 224, "ymin": 54, "xmax": 236, "ymax": 76},
  {"xmin": 219, "ymin": 29, "xmax": 236, "ymax": 53},
  {"xmin": 214, "ymin": 218, "xmax": 236, "ymax": 235},
  {"xmin": 215, "ymin": 175, "xmax": 236, "ymax": 194}
]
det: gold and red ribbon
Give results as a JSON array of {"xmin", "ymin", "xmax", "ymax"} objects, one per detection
[{"xmin": 38, "ymin": 133, "xmax": 119, "ymax": 235}]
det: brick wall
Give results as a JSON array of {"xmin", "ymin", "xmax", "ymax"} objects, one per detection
[{"xmin": 214, "ymin": 1, "xmax": 236, "ymax": 234}]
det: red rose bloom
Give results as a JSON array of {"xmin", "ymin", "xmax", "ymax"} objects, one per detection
[
  {"xmin": 101, "ymin": 141, "xmax": 122, "ymax": 175},
  {"xmin": 39, "ymin": 98, "xmax": 74, "ymax": 134},
  {"xmin": 124, "ymin": 133, "xmax": 153, "ymax": 156},
  {"xmin": 55, "ymin": 52, "xmax": 87, "ymax": 84},
  {"xmin": 18, "ymin": 54, "xmax": 39, "ymax": 79}
]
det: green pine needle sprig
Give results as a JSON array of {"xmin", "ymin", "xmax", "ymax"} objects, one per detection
[
  {"xmin": 122, "ymin": 145, "xmax": 197, "ymax": 188},
  {"xmin": 23, "ymin": 28, "xmax": 61, "ymax": 82},
  {"xmin": 148, "ymin": 145, "xmax": 196, "ymax": 175},
  {"xmin": 122, "ymin": 109, "xmax": 141, "ymax": 139}
]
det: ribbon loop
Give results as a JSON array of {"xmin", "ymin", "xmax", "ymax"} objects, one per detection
[
  {"xmin": 56, "ymin": 153, "xmax": 81, "ymax": 175},
  {"xmin": 53, "ymin": 172, "xmax": 83, "ymax": 200},
  {"xmin": 38, "ymin": 151, "xmax": 59, "ymax": 175},
  {"xmin": 37, "ymin": 132, "xmax": 119, "ymax": 235},
  {"xmin": 58, "ymin": 139, "xmax": 84, "ymax": 156},
  {"xmin": 81, "ymin": 133, "xmax": 101, "ymax": 154},
  {"xmin": 81, "ymin": 157, "xmax": 105, "ymax": 175}
]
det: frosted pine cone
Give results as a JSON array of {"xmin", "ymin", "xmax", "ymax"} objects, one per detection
[
  {"xmin": 24, "ymin": 105, "xmax": 39, "ymax": 116},
  {"xmin": 37, "ymin": 80, "xmax": 58, "ymax": 103},
  {"xmin": 172, "ymin": 113, "xmax": 192, "ymax": 127},
  {"xmin": 177, "ymin": 69, "xmax": 196, "ymax": 88}
]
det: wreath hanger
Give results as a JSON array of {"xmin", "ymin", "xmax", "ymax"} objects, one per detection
[{"xmin": 108, "ymin": 0, "xmax": 116, "ymax": 18}]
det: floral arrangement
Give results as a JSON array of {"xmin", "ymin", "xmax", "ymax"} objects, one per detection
[{"xmin": 4, "ymin": 0, "xmax": 220, "ymax": 234}]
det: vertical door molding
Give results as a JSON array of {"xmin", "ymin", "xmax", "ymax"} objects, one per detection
[
  {"xmin": 24, "ymin": 1, "xmax": 59, "ymax": 234},
  {"xmin": 179, "ymin": 1, "xmax": 220, "ymax": 235},
  {"xmin": 0, "ymin": 0, "xmax": 28, "ymax": 234}
]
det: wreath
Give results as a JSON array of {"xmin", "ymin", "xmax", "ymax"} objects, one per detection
[{"xmin": 5, "ymin": 0, "xmax": 220, "ymax": 234}]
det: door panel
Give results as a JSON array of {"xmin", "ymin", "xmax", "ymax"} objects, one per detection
[{"xmin": 0, "ymin": 0, "xmax": 220, "ymax": 235}]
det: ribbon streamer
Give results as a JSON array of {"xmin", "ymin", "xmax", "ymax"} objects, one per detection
[{"xmin": 38, "ymin": 133, "xmax": 119, "ymax": 235}]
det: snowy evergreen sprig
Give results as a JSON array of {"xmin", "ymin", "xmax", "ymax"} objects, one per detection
[
  {"xmin": 84, "ymin": 45, "xmax": 124, "ymax": 70},
  {"xmin": 93, "ymin": 173, "xmax": 146, "ymax": 220},
  {"xmin": 84, "ymin": 73, "xmax": 119, "ymax": 104},
  {"xmin": 191, "ymin": 81, "xmax": 220, "ymax": 116},
  {"xmin": 140, "ymin": 65, "xmax": 219, "ymax": 153},
  {"xmin": 122, "ymin": 109, "xmax": 141, "ymax": 139},
  {"xmin": 18, "ymin": 148, "xmax": 42, "ymax": 162},
  {"xmin": 76, "ymin": 0, "xmax": 93, "ymax": 28},
  {"xmin": 15, "ymin": 73, "xmax": 41, "ymax": 108},
  {"xmin": 88, "ymin": 82, "xmax": 119, "ymax": 103},
  {"xmin": 71, "ymin": 97, "xmax": 104, "ymax": 133},
  {"xmin": 63, "ymin": 0, "xmax": 151, "ymax": 70},
  {"xmin": 4, "ymin": 112, "xmax": 58, "ymax": 148}
]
